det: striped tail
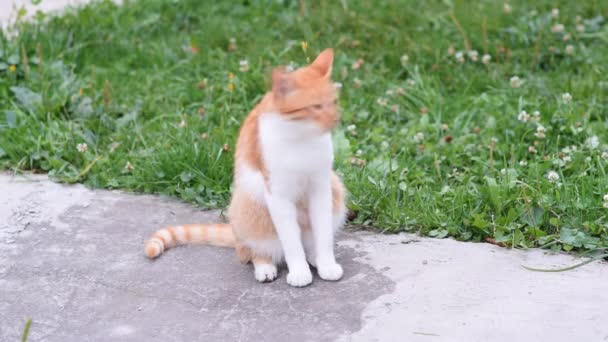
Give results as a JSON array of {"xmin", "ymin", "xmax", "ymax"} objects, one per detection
[{"xmin": 144, "ymin": 223, "xmax": 236, "ymax": 259}]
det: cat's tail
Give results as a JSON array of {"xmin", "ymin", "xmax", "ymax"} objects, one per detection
[{"xmin": 144, "ymin": 223, "xmax": 236, "ymax": 259}]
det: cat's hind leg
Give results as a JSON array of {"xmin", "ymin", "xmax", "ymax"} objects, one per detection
[{"xmin": 252, "ymin": 255, "xmax": 278, "ymax": 283}]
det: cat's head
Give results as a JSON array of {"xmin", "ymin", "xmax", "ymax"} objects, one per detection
[{"xmin": 271, "ymin": 48, "xmax": 339, "ymax": 132}]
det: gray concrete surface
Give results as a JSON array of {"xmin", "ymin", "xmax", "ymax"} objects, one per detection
[
  {"xmin": 1, "ymin": 173, "xmax": 607, "ymax": 342},
  {"xmin": 1, "ymin": 0, "xmax": 121, "ymax": 29}
]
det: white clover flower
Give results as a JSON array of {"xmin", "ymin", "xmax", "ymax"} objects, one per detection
[
  {"xmin": 547, "ymin": 170, "xmax": 560, "ymax": 182},
  {"xmin": 381, "ymin": 141, "xmax": 389, "ymax": 149},
  {"xmin": 528, "ymin": 146, "xmax": 538, "ymax": 154},
  {"xmin": 503, "ymin": 3, "xmax": 512, "ymax": 14},
  {"xmin": 286, "ymin": 62, "xmax": 297, "ymax": 72},
  {"xmin": 447, "ymin": 46, "xmax": 455, "ymax": 55},
  {"xmin": 406, "ymin": 79, "xmax": 416, "ymax": 87},
  {"xmin": 585, "ymin": 156, "xmax": 592, "ymax": 163},
  {"xmin": 396, "ymin": 87, "xmax": 405, "ymax": 95},
  {"xmin": 178, "ymin": 119, "xmax": 187, "ymax": 128},
  {"xmin": 491, "ymin": 137, "xmax": 498, "ymax": 144},
  {"xmin": 467, "ymin": 50, "xmax": 479, "ymax": 62},
  {"xmin": 551, "ymin": 24, "xmax": 565, "ymax": 33},
  {"xmin": 535, "ymin": 124, "xmax": 546, "ymax": 139},
  {"xmin": 604, "ymin": 202, "xmax": 608, "ymax": 209},
  {"xmin": 551, "ymin": 8, "xmax": 559, "ymax": 18},
  {"xmin": 517, "ymin": 110, "xmax": 530, "ymax": 122},
  {"xmin": 603, "ymin": 194, "xmax": 608, "ymax": 202},
  {"xmin": 519, "ymin": 160, "xmax": 528, "ymax": 166},
  {"xmin": 413, "ymin": 132, "xmax": 425, "ymax": 143},
  {"xmin": 601, "ymin": 151, "xmax": 608, "ymax": 160},
  {"xmin": 586, "ymin": 135, "xmax": 600, "ymax": 149},
  {"xmin": 228, "ymin": 37, "xmax": 237, "ymax": 51},
  {"xmin": 400, "ymin": 54, "xmax": 409, "ymax": 65},
  {"xmin": 455, "ymin": 51, "xmax": 465, "ymax": 63},
  {"xmin": 500, "ymin": 168, "xmax": 507, "ymax": 175},
  {"xmin": 77, "ymin": 143, "xmax": 88, "ymax": 153},
  {"xmin": 124, "ymin": 161, "xmax": 134, "ymax": 172},
  {"xmin": 356, "ymin": 149, "xmax": 363, "ymax": 156},
  {"xmin": 562, "ymin": 34, "xmax": 571, "ymax": 42},
  {"xmin": 576, "ymin": 24, "xmax": 585, "ymax": 33},
  {"xmin": 385, "ymin": 89, "xmax": 395, "ymax": 96},
  {"xmin": 565, "ymin": 45, "xmax": 574, "ymax": 55},
  {"xmin": 351, "ymin": 58, "xmax": 364, "ymax": 70},
  {"xmin": 346, "ymin": 124, "xmax": 357, "ymax": 132},
  {"xmin": 481, "ymin": 54, "xmax": 491, "ymax": 65},
  {"xmin": 562, "ymin": 92, "xmax": 572, "ymax": 103},
  {"xmin": 341, "ymin": 66, "xmax": 349, "ymax": 79},
  {"xmin": 353, "ymin": 78, "xmax": 363, "ymax": 88},
  {"xmin": 376, "ymin": 97, "xmax": 388, "ymax": 106},
  {"xmin": 510, "ymin": 76, "xmax": 522, "ymax": 88},
  {"xmin": 334, "ymin": 82, "xmax": 343, "ymax": 89},
  {"xmin": 239, "ymin": 59, "xmax": 250, "ymax": 72},
  {"xmin": 563, "ymin": 155, "xmax": 572, "ymax": 163}
]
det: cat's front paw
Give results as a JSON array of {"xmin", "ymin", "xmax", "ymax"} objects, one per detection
[
  {"xmin": 317, "ymin": 262, "xmax": 343, "ymax": 281},
  {"xmin": 286, "ymin": 267, "xmax": 313, "ymax": 287}
]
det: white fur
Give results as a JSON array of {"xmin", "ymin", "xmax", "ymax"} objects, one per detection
[
  {"xmin": 244, "ymin": 239, "xmax": 284, "ymax": 263},
  {"xmin": 253, "ymin": 263, "xmax": 278, "ymax": 282},
  {"xmin": 256, "ymin": 112, "xmax": 342, "ymax": 286},
  {"xmin": 158, "ymin": 229, "xmax": 174, "ymax": 247},
  {"xmin": 173, "ymin": 226, "xmax": 186, "ymax": 243},
  {"xmin": 302, "ymin": 230, "xmax": 317, "ymax": 267},
  {"xmin": 236, "ymin": 164, "xmax": 266, "ymax": 204}
]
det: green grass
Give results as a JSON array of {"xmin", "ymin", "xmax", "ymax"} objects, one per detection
[{"xmin": 1, "ymin": 0, "xmax": 608, "ymax": 252}]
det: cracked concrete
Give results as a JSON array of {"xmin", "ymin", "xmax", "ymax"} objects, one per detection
[{"xmin": 1, "ymin": 173, "xmax": 608, "ymax": 342}]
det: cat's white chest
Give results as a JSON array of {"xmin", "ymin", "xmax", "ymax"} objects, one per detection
[{"xmin": 259, "ymin": 113, "xmax": 333, "ymax": 197}]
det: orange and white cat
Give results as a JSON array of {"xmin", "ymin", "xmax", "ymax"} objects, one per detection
[{"xmin": 144, "ymin": 49, "xmax": 346, "ymax": 287}]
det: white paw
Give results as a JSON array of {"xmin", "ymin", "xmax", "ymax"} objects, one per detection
[
  {"xmin": 254, "ymin": 264, "xmax": 278, "ymax": 283},
  {"xmin": 317, "ymin": 262, "xmax": 343, "ymax": 281},
  {"xmin": 286, "ymin": 267, "xmax": 313, "ymax": 287}
]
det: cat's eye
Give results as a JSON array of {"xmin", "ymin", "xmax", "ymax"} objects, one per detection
[
  {"xmin": 333, "ymin": 99, "xmax": 339, "ymax": 105},
  {"xmin": 312, "ymin": 104, "xmax": 323, "ymax": 110}
]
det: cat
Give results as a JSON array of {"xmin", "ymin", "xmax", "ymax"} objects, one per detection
[{"xmin": 144, "ymin": 49, "xmax": 346, "ymax": 287}]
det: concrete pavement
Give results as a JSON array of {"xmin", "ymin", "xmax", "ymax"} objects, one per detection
[
  {"xmin": 1, "ymin": 173, "xmax": 607, "ymax": 341},
  {"xmin": 0, "ymin": 0, "xmax": 122, "ymax": 29}
]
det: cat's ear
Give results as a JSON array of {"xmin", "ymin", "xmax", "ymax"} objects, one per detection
[
  {"xmin": 311, "ymin": 48, "xmax": 333, "ymax": 78},
  {"xmin": 272, "ymin": 68, "xmax": 294, "ymax": 98}
]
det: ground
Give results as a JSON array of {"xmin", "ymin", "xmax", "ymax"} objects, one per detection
[{"xmin": 1, "ymin": 173, "xmax": 607, "ymax": 342}]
